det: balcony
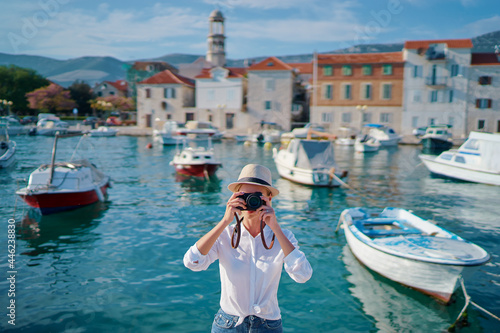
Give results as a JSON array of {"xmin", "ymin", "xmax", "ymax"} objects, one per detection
[
  {"xmin": 426, "ymin": 46, "xmax": 447, "ymax": 62},
  {"xmin": 425, "ymin": 76, "xmax": 448, "ymax": 88}
]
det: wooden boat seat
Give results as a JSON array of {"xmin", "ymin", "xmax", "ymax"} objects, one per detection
[{"xmin": 355, "ymin": 218, "xmax": 422, "ymax": 238}]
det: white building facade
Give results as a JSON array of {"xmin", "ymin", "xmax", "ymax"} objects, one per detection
[
  {"xmin": 467, "ymin": 53, "xmax": 500, "ymax": 133},
  {"xmin": 136, "ymin": 70, "xmax": 195, "ymax": 128},
  {"xmin": 194, "ymin": 66, "xmax": 247, "ymax": 131},
  {"xmin": 402, "ymin": 39, "xmax": 473, "ymax": 138}
]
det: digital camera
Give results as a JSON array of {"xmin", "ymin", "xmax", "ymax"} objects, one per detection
[{"xmin": 237, "ymin": 192, "xmax": 265, "ymax": 211}]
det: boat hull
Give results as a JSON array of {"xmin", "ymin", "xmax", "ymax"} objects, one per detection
[
  {"xmin": 344, "ymin": 225, "xmax": 465, "ymax": 303},
  {"xmin": 0, "ymin": 142, "xmax": 16, "ymax": 168},
  {"xmin": 420, "ymin": 155, "xmax": 500, "ymax": 186},
  {"xmin": 274, "ymin": 159, "xmax": 345, "ymax": 187},
  {"xmin": 173, "ymin": 163, "xmax": 220, "ymax": 178},
  {"xmin": 17, "ymin": 183, "xmax": 110, "ymax": 215},
  {"xmin": 421, "ymin": 137, "xmax": 453, "ymax": 152}
]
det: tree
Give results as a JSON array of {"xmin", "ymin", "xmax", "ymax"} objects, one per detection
[
  {"xmin": 69, "ymin": 80, "xmax": 95, "ymax": 115},
  {"xmin": 91, "ymin": 95, "xmax": 135, "ymax": 113},
  {"xmin": 0, "ymin": 65, "xmax": 50, "ymax": 114},
  {"xmin": 25, "ymin": 83, "xmax": 77, "ymax": 114}
]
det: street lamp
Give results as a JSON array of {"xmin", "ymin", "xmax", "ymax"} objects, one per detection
[
  {"xmin": 356, "ymin": 105, "xmax": 367, "ymax": 132},
  {"xmin": 1, "ymin": 100, "xmax": 13, "ymax": 116}
]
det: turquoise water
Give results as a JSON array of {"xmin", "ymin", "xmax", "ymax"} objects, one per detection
[{"xmin": 1, "ymin": 135, "xmax": 499, "ymax": 332}]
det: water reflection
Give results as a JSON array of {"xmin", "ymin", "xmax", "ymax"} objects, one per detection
[
  {"xmin": 16, "ymin": 202, "xmax": 107, "ymax": 256},
  {"xmin": 341, "ymin": 245, "xmax": 471, "ymax": 332},
  {"xmin": 175, "ymin": 173, "xmax": 222, "ymax": 193}
]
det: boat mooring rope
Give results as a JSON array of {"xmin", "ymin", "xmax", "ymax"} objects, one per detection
[{"xmin": 450, "ymin": 276, "xmax": 500, "ymax": 330}]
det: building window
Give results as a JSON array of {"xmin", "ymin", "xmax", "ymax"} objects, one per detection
[
  {"xmin": 448, "ymin": 116, "xmax": 454, "ymax": 127},
  {"xmin": 448, "ymin": 90, "xmax": 454, "ymax": 103},
  {"xmin": 478, "ymin": 120, "xmax": 486, "ymax": 130},
  {"xmin": 161, "ymin": 101, "xmax": 167, "ymax": 110},
  {"xmin": 109, "ymin": 91, "xmax": 115, "ymax": 95},
  {"xmin": 450, "ymin": 64, "xmax": 459, "ymax": 77},
  {"xmin": 413, "ymin": 65, "xmax": 422, "ymax": 78},
  {"xmin": 145, "ymin": 88, "xmax": 151, "ymax": 98},
  {"xmin": 342, "ymin": 112, "xmax": 351, "ymax": 123},
  {"xmin": 362, "ymin": 65, "xmax": 372, "ymax": 75},
  {"xmin": 264, "ymin": 101, "xmax": 272, "ymax": 110},
  {"xmin": 342, "ymin": 65, "xmax": 352, "ymax": 76},
  {"xmin": 227, "ymin": 89, "xmax": 235, "ymax": 101},
  {"xmin": 430, "ymin": 90, "xmax": 438, "ymax": 103},
  {"xmin": 164, "ymin": 88, "xmax": 176, "ymax": 99},
  {"xmin": 323, "ymin": 66, "xmax": 333, "ymax": 76},
  {"xmin": 382, "ymin": 64, "xmax": 393, "ymax": 75},
  {"xmin": 476, "ymin": 99, "xmax": 492, "ymax": 109},
  {"xmin": 207, "ymin": 89, "xmax": 215, "ymax": 101},
  {"xmin": 321, "ymin": 112, "xmax": 333, "ymax": 122},
  {"xmin": 185, "ymin": 113, "xmax": 194, "ymax": 121},
  {"xmin": 413, "ymin": 90, "xmax": 422, "ymax": 103},
  {"xmin": 343, "ymin": 84, "xmax": 352, "ymax": 100},
  {"xmin": 167, "ymin": 114, "xmax": 172, "ymax": 120},
  {"xmin": 412, "ymin": 116, "xmax": 418, "ymax": 128},
  {"xmin": 429, "ymin": 118, "xmax": 436, "ymax": 126},
  {"xmin": 380, "ymin": 113, "xmax": 392, "ymax": 123},
  {"xmin": 382, "ymin": 84, "xmax": 392, "ymax": 100},
  {"xmin": 362, "ymin": 84, "xmax": 372, "ymax": 100},
  {"xmin": 322, "ymin": 84, "xmax": 333, "ymax": 99},
  {"xmin": 265, "ymin": 79, "xmax": 275, "ymax": 91},
  {"xmin": 478, "ymin": 76, "xmax": 492, "ymax": 85},
  {"xmin": 362, "ymin": 112, "xmax": 372, "ymax": 123}
]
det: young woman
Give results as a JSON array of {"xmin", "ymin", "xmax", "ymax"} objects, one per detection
[{"xmin": 184, "ymin": 164, "xmax": 313, "ymax": 332}]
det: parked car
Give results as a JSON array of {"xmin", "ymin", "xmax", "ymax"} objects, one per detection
[
  {"xmin": 20, "ymin": 116, "xmax": 38, "ymax": 125},
  {"xmin": 106, "ymin": 116, "xmax": 122, "ymax": 126},
  {"xmin": 83, "ymin": 116, "xmax": 105, "ymax": 128}
]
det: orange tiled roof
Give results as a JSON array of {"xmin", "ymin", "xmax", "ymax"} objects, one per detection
[
  {"xmin": 138, "ymin": 70, "xmax": 194, "ymax": 87},
  {"xmin": 404, "ymin": 39, "xmax": 473, "ymax": 49},
  {"xmin": 195, "ymin": 67, "xmax": 247, "ymax": 79},
  {"xmin": 317, "ymin": 52, "xmax": 403, "ymax": 64},
  {"xmin": 248, "ymin": 57, "xmax": 294, "ymax": 71},
  {"xmin": 471, "ymin": 53, "xmax": 500, "ymax": 66},
  {"xmin": 290, "ymin": 62, "xmax": 313, "ymax": 74},
  {"xmin": 107, "ymin": 80, "xmax": 128, "ymax": 91}
]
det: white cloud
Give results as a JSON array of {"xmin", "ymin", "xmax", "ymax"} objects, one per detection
[
  {"xmin": 462, "ymin": 15, "xmax": 500, "ymax": 37},
  {"xmin": 203, "ymin": 0, "xmax": 306, "ymax": 10},
  {"xmin": 1, "ymin": 4, "xmax": 208, "ymax": 59}
]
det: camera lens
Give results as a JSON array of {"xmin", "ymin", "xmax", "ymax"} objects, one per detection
[{"xmin": 247, "ymin": 195, "xmax": 261, "ymax": 209}]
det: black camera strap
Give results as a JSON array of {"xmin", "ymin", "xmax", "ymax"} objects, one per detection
[{"xmin": 231, "ymin": 213, "xmax": 243, "ymax": 249}]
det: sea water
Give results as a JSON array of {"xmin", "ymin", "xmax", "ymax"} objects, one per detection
[{"xmin": 0, "ymin": 135, "xmax": 499, "ymax": 332}]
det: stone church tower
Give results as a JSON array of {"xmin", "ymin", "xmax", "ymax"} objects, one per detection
[{"xmin": 206, "ymin": 10, "xmax": 226, "ymax": 67}]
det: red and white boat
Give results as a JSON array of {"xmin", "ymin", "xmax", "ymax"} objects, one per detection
[
  {"xmin": 16, "ymin": 135, "xmax": 111, "ymax": 215},
  {"xmin": 170, "ymin": 142, "xmax": 221, "ymax": 178}
]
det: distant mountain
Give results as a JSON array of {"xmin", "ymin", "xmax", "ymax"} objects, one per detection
[
  {"xmin": 0, "ymin": 53, "xmax": 127, "ymax": 87},
  {"xmin": 471, "ymin": 30, "xmax": 500, "ymax": 53},
  {"xmin": 0, "ymin": 30, "xmax": 498, "ymax": 87}
]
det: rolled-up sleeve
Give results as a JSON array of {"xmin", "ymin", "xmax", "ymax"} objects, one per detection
[
  {"xmin": 283, "ymin": 231, "xmax": 313, "ymax": 283},
  {"xmin": 183, "ymin": 243, "xmax": 219, "ymax": 271}
]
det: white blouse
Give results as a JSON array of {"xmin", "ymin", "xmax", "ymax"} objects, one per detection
[{"xmin": 183, "ymin": 224, "xmax": 313, "ymax": 326}]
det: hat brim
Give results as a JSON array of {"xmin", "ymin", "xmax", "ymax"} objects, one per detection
[{"xmin": 228, "ymin": 181, "xmax": 279, "ymax": 197}]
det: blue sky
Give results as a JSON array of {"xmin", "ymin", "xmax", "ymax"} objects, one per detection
[{"xmin": 1, "ymin": 0, "xmax": 499, "ymax": 61}]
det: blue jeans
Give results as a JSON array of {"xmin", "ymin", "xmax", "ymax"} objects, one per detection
[{"xmin": 211, "ymin": 308, "xmax": 283, "ymax": 333}]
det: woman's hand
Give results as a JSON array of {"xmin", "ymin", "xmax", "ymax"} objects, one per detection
[
  {"xmin": 222, "ymin": 191, "xmax": 246, "ymax": 226},
  {"xmin": 258, "ymin": 195, "xmax": 280, "ymax": 233}
]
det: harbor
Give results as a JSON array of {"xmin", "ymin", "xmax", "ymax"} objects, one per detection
[{"xmin": 1, "ymin": 134, "xmax": 499, "ymax": 332}]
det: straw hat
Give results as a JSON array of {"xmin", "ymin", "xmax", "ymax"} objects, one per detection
[{"xmin": 228, "ymin": 164, "xmax": 279, "ymax": 197}]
